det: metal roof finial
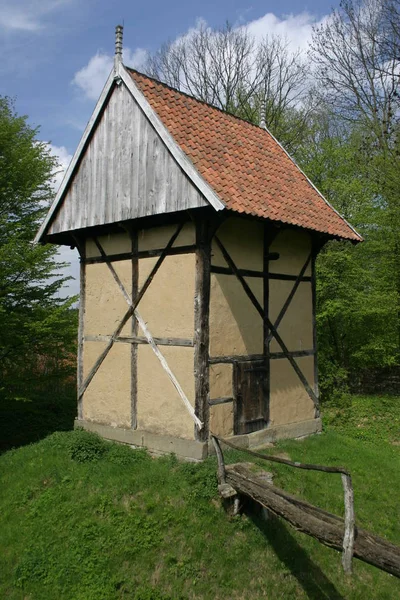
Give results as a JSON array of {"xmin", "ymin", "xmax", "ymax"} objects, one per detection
[
  {"xmin": 115, "ymin": 24, "xmax": 123, "ymax": 69},
  {"xmin": 259, "ymin": 96, "xmax": 266, "ymax": 130}
]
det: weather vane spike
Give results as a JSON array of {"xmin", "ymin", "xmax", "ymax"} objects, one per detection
[
  {"xmin": 115, "ymin": 24, "xmax": 123, "ymax": 69},
  {"xmin": 259, "ymin": 97, "xmax": 266, "ymax": 130}
]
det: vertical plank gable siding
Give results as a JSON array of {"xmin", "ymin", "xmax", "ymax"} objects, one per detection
[{"xmin": 48, "ymin": 83, "xmax": 207, "ymax": 236}]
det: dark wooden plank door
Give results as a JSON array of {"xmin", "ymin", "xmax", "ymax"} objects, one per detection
[{"xmin": 234, "ymin": 361, "xmax": 269, "ymax": 435}]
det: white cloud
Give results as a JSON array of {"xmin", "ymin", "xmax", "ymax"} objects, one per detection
[
  {"xmin": 0, "ymin": 9, "xmax": 40, "ymax": 31},
  {"xmin": 72, "ymin": 47, "xmax": 148, "ymax": 101},
  {"xmin": 244, "ymin": 11, "xmax": 323, "ymax": 53},
  {"xmin": 0, "ymin": 0, "xmax": 73, "ymax": 32},
  {"xmin": 47, "ymin": 143, "xmax": 72, "ymax": 191}
]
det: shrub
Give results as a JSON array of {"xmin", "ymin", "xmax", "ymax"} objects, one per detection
[{"xmin": 67, "ymin": 430, "xmax": 107, "ymax": 463}]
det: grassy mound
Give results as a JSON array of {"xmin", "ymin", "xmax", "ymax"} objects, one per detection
[{"xmin": 0, "ymin": 396, "xmax": 399, "ymax": 599}]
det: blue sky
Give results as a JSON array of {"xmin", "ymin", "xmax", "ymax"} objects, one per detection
[{"xmin": 1, "ymin": 0, "xmax": 340, "ymax": 296}]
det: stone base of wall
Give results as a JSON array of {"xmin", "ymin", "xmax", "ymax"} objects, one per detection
[
  {"xmin": 75, "ymin": 417, "xmax": 322, "ymax": 461},
  {"xmin": 210, "ymin": 418, "xmax": 322, "ymax": 454},
  {"xmin": 75, "ymin": 419, "xmax": 207, "ymax": 461}
]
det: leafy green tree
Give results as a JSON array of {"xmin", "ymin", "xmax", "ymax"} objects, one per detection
[
  {"xmin": 310, "ymin": 0, "xmax": 400, "ymax": 357},
  {"xmin": 0, "ymin": 96, "xmax": 77, "ymax": 401},
  {"xmin": 297, "ymin": 111, "xmax": 398, "ymax": 398}
]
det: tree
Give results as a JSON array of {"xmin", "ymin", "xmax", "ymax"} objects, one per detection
[
  {"xmin": 296, "ymin": 107, "xmax": 398, "ymax": 398},
  {"xmin": 310, "ymin": 0, "xmax": 400, "ymax": 355},
  {"xmin": 0, "ymin": 97, "xmax": 77, "ymax": 401},
  {"xmin": 145, "ymin": 22, "xmax": 313, "ymax": 153}
]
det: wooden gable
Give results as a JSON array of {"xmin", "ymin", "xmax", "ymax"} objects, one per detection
[{"xmin": 45, "ymin": 78, "xmax": 209, "ymax": 238}]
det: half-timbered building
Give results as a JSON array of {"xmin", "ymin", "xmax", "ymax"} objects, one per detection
[{"xmin": 35, "ymin": 27, "xmax": 362, "ymax": 460}]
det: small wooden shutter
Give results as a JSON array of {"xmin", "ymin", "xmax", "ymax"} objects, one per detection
[{"xmin": 234, "ymin": 361, "xmax": 269, "ymax": 435}]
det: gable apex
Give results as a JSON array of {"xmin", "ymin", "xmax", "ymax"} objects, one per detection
[{"xmin": 35, "ymin": 63, "xmax": 224, "ymax": 244}]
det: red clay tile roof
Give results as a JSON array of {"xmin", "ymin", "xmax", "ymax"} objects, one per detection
[{"xmin": 128, "ymin": 68, "xmax": 362, "ymax": 242}]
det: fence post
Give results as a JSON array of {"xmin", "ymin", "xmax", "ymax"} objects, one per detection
[{"xmin": 341, "ymin": 473, "xmax": 355, "ymax": 574}]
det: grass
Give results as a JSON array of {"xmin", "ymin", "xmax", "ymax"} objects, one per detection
[{"xmin": 0, "ymin": 394, "xmax": 399, "ymax": 599}]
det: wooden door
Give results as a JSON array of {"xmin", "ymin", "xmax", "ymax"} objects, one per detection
[{"xmin": 234, "ymin": 361, "xmax": 269, "ymax": 435}]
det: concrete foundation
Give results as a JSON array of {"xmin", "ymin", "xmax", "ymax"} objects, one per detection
[
  {"xmin": 75, "ymin": 416, "xmax": 321, "ymax": 461},
  {"xmin": 75, "ymin": 419, "xmax": 207, "ymax": 461}
]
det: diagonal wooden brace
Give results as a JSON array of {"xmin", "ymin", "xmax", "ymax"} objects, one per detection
[
  {"xmin": 79, "ymin": 223, "xmax": 183, "ymax": 400},
  {"xmin": 214, "ymin": 236, "xmax": 319, "ymax": 413},
  {"xmin": 82, "ymin": 227, "xmax": 203, "ymax": 429}
]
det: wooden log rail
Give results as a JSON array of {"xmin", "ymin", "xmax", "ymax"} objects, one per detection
[{"xmin": 211, "ymin": 436, "xmax": 400, "ymax": 578}]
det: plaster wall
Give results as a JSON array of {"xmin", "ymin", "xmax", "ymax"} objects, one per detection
[
  {"xmin": 209, "ymin": 363, "xmax": 233, "ymax": 398},
  {"xmin": 209, "ymin": 363, "xmax": 234, "ymax": 438},
  {"xmin": 269, "ymin": 280, "xmax": 313, "ymax": 352},
  {"xmin": 138, "ymin": 222, "xmax": 195, "ymax": 251},
  {"xmin": 84, "ymin": 259, "xmax": 132, "ymax": 337},
  {"xmin": 86, "ymin": 232, "xmax": 131, "ymax": 258},
  {"xmin": 137, "ymin": 345, "xmax": 196, "ymax": 439},
  {"xmin": 210, "ymin": 217, "xmax": 264, "ymax": 358},
  {"xmin": 211, "ymin": 218, "xmax": 264, "ymax": 270},
  {"xmin": 82, "ymin": 341, "xmax": 131, "ymax": 427},
  {"xmin": 210, "ymin": 403, "xmax": 234, "ymax": 437},
  {"xmin": 138, "ymin": 253, "xmax": 195, "ymax": 339},
  {"xmin": 269, "ymin": 229, "xmax": 312, "ymax": 276},
  {"xmin": 210, "ymin": 274, "xmax": 263, "ymax": 356},
  {"xmin": 269, "ymin": 356, "xmax": 315, "ymax": 426}
]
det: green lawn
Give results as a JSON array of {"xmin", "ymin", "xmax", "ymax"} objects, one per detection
[{"xmin": 0, "ymin": 395, "xmax": 399, "ymax": 599}]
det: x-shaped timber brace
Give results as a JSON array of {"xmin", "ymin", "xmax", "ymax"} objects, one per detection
[
  {"xmin": 212, "ymin": 231, "xmax": 320, "ymax": 417},
  {"xmin": 78, "ymin": 223, "xmax": 203, "ymax": 431}
]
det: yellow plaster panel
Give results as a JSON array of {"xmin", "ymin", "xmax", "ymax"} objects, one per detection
[
  {"xmin": 210, "ymin": 403, "xmax": 234, "ymax": 437},
  {"xmin": 209, "ymin": 363, "xmax": 233, "ymax": 399},
  {"xmin": 82, "ymin": 341, "xmax": 131, "ymax": 427},
  {"xmin": 209, "ymin": 274, "xmax": 263, "ymax": 357},
  {"xmin": 269, "ymin": 280, "xmax": 313, "ymax": 353},
  {"xmin": 86, "ymin": 232, "xmax": 131, "ymax": 258},
  {"xmin": 138, "ymin": 253, "xmax": 195, "ymax": 339},
  {"xmin": 138, "ymin": 222, "xmax": 195, "ymax": 251},
  {"xmin": 269, "ymin": 356, "xmax": 315, "ymax": 426},
  {"xmin": 269, "ymin": 229, "xmax": 312, "ymax": 275},
  {"xmin": 85, "ymin": 260, "xmax": 133, "ymax": 337},
  {"xmin": 137, "ymin": 345, "xmax": 196, "ymax": 440},
  {"xmin": 211, "ymin": 217, "xmax": 264, "ymax": 270}
]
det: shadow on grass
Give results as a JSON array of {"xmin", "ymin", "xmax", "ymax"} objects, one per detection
[
  {"xmin": 248, "ymin": 507, "xmax": 345, "ymax": 600},
  {"xmin": 0, "ymin": 387, "xmax": 76, "ymax": 454}
]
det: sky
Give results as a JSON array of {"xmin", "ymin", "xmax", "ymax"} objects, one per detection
[{"xmin": 0, "ymin": 0, "xmax": 340, "ymax": 297}]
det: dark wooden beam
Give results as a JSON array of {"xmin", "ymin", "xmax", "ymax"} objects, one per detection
[
  {"xmin": 84, "ymin": 334, "xmax": 194, "ymax": 347},
  {"xmin": 210, "ymin": 265, "xmax": 311, "ymax": 282},
  {"xmin": 209, "ymin": 350, "xmax": 315, "ymax": 364},
  {"xmin": 209, "ymin": 354, "xmax": 265, "ymax": 364},
  {"xmin": 83, "ymin": 244, "xmax": 197, "ymax": 265},
  {"xmin": 131, "ymin": 231, "xmax": 138, "ymax": 429},
  {"xmin": 208, "ymin": 397, "xmax": 234, "ymax": 406},
  {"xmin": 263, "ymin": 223, "xmax": 272, "ymax": 427},
  {"xmin": 311, "ymin": 240, "xmax": 320, "ymax": 414},
  {"xmin": 194, "ymin": 219, "xmax": 211, "ymax": 442},
  {"xmin": 269, "ymin": 272, "xmax": 312, "ymax": 282},
  {"xmin": 77, "ymin": 249, "xmax": 86, "ymax": 420},
  {"xmin": 270, "ymin": 349, "xmax": 315, "ymax": 359}
]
